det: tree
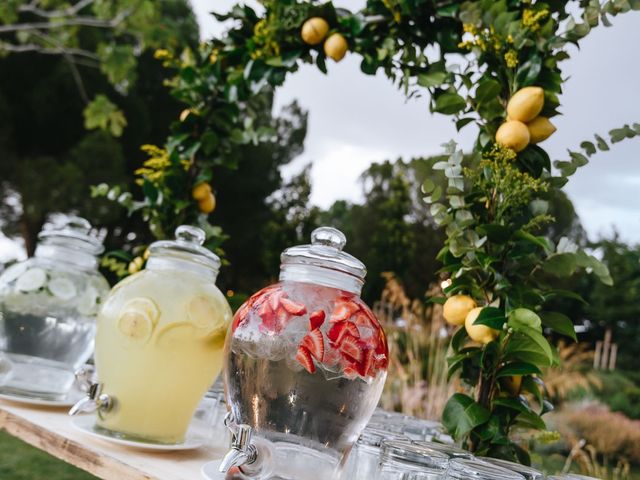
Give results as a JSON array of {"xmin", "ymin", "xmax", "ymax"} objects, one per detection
[
  {"xmin": 0, "ymin": 0, "xmax": 199, "ymax": 256},
  {"xmin": 211, "ymin": 96, "xmax": 310, "ymax": 294},
  {"xmin": 0, "ymin": 0, "xmax": 179, "ymax": 136},
  {"xmin": 584, "ymin": 236, "xmax": 640, "ymax": 371}
]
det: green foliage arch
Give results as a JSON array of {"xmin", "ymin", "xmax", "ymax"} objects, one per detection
[{"xmin": 98, "ymin": 0, "xmax": 640, "ymax": 463}]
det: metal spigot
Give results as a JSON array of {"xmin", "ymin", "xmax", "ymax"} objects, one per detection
[
  {"xmin": 68, "ymin": 382, "xmax": 113, "ymax": 416},
  {"xmin": 219, "ymin": 424, "xmax": 258, "ymax": 473}
]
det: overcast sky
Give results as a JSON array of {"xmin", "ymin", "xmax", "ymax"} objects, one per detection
[{"xmin": 192, "ymin": 0, "xmax": 640, "ymax": 244}]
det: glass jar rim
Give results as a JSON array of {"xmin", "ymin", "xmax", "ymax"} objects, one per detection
[
  {"xmin": 38, "ymin": 216, "xmax": 104, "ymax": 256},
  {"xmin": 447, "ymin": 458, "xmax": 526, "ymax": 480},
  {"xmin": 412, "ymin": 440, "xmax": 473, "ymax": 459},
  {"xmin": 380, "ymin": 439, "xmax": 449, "ymax": 470},
  {"xmin": 148, "ymin": 225, "xmax": 221, "ymax": 275},
  {"xmin": 479, "ymin": 457, "xmax": 544, "ymax": 479}
]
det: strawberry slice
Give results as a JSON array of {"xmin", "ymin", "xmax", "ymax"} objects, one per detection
[
  {"xmin": 361, "ymin": 348, "xmax": 376, "ymax": 377},
  {"xmin": 269, "ymin": 290, "xmax": 284, "ymax": 311},
  {"xmin": 343, "ymin": 365, "xmax": 359, "ymax": 380},
  {"xmin": 301, "ymin": 329, "xmax": 324, "ymax": 361},
  {"xmin": 296, "ymin": 345, "xmax": 316, "ymax": 374},
  {"xmin": 353, "ymin": 311, "xmax": 376, "ymax": 328},
  {"xmin": 339, "ymin": 335, "xmax": 363, "ymax": 363},
  {"xmin": 280, "ymin": 297, "xmax": 307, "ymax": 316},
  {"xmin": 330, "ymin": 298, "xmax": 360, "ymax": 323},
  {"xmin": 309, "ymin": 310, "xmax": 326, "ymax": 330},
  {"xmin": 327, "ymin": 321, "xmax": 360, "ymax": 345}
]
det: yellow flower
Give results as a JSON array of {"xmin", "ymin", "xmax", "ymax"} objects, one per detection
[
  {"xmin": 463, "ymin": 23, "xmax": 476, "ymax": 34},
  {"xmin": 522, "ymin": 8, "xmax": 550, "ymax": 32},
  {"xmin": 507, "ymin": 34, "xmax": 514, "ymax": 44},
  {"xmin": 504, "ymin": 49, "xmax": 519, "ymax": 68},
  {"xmin": 153, "ymin": 49, "xmax": 171, "ymax": 60}
]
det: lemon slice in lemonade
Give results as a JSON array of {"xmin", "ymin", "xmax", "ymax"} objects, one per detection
[
  {"xmin": 187, "ymin": 296, "xmax": 227, "ymax": 339},
  {"xmin": 48, "ymin": 277, "xmax": 77, "ymax": 300},
  {"xmin": 15, "ymin": 268, "xmax": 47, "ymax": 292}
]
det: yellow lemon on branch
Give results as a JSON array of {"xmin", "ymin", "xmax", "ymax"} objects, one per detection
[
  {"xmin": 496, "ymin": 120, "xmax": 530, "ymax": 152},
  {"xmin": 301, "ymin": 17, "xmax": 330, "ymax": 45},
  {"xmin": 465, "ymin": 307, "xmax": 500, "ymax": 344},
  {"xmin": 443, "ymin": 295, "xmax": 477, "ymax": 326},
  {"xmin": 507, "ymin": 86, "xmax": 544, "ymax": 122}
]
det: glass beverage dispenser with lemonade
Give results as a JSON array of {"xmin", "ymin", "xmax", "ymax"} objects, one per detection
[
  {"xmin": 70, "ymin": 225, "xmax": 232, "ymax": 445},
  {"xmin": 0, "ymin": 217, "xmax": 109, "ymax": 400},
  {"xmin": 212, "ymin": 227, "xmax": 389, "ymax": 480}
]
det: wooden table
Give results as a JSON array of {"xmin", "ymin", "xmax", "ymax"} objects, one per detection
[{"xmin": 0, "ymin": 399, "xmax": 228, "ymax": 480}]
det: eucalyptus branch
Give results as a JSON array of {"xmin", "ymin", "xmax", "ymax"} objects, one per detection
[
  {"xmin": 0, "ymin": 9, "xmax": 131, "ymax": 33},
  {"xmin": 18, "ymin": 0, "xmax": 96, "ymax": 19},
  {"xmin": 0, "ymin": 41, "xmax": 99, "ymax": 62}
]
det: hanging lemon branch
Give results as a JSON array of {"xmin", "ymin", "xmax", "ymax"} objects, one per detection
[{"xmin": 95, "ymin": 0, "xmax": 639, "ymax": 463}]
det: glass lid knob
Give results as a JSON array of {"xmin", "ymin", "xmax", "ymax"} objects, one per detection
[
  {"xmin": 311, "ymin": 227, "xmax": 346, "ymax": 251},
  {"xmin": 64, "ymin": 216, "xmax": 92, "ymax": 234},
  {"xmin": 175, "ymin": 225, "xmax": 206, "ymax": 246}
]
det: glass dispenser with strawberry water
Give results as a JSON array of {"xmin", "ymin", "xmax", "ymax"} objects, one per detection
[{"xmin": 219, "ymin": 227, "xmax": 388, "ymax": 480}]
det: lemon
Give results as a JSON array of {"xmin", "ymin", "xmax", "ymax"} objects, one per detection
[
  {"xmin": 301, "ymin": 17, "xmax": 329, "ymax": 45},
  {"xmin": 501, "ymin": 375, "xmax": 522, "ymax": 396},
  {"xmin": 465, "ymin": 307, "xmax": 499, "ymax": 344},
  {"xmin": 123, "ymin": 297, "xmax": 160, "ymax": 324},
  {"xmin": 496, "ymin": 120, "xmax": 530, "ymax": 152},
  {"xmin": 324, "ymin": 33, "xmax": 348, "ymax": 62},
  {"xmin": 187, "ymin": 295, "xmax": 227, "ymax": 338},
  {"xmin": 506, "ymin": 86, "xmax": 544, "ymax": 122},
  {"xmin": 117, "ymin": 310, "xmax": 153, "ymax": 343},
  {"xmin": 192, "ymin": 182, "xmax": 212, "ymax": 201},
  {"xmin": 443, "ymin": 295, "xmax": 477, "ymax": 326},
  {"xmin": 526, "ymin": 116, "xmax": 556, "ymax": 143},
  {"xmin": 198, "ymin": 192, "xmax": 216, "ymax": 214}
]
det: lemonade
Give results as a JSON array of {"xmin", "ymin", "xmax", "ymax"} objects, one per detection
[{"xmin": 92, "ymin": 226, "xmax": 231, "ymax": 444}]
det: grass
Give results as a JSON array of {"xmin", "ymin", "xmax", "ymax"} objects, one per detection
[{"xmin": 0, "ymin": 431, "xmax": 97, "ymax": 480}]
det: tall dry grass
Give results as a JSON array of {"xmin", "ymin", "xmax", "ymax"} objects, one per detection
[{"xmin": 374, "ymin": 273, "xmax": 459, "ymax": 420}]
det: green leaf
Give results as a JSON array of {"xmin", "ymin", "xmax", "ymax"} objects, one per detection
[
  {"xmin": 514, "ymin": 411, "xmax": 546, "ymax": 430},
  {"xmin": 508, "ymin": 308, "xmax": 542, "ymax": 331},
  {"xmin": 434, "ymin": 92, "xmax": 467, "ymax": 115},
  {"xmin": 475, "ymin": 78, "xmax": 501, "ymax": 104},
  {"xmin": 505, "ymin": 331, "xmax": 553, "ymax": 366},
  {"xmin": 83, "ymin": 95, "xmax": 127, "ymax": 137},
  {"xmin": 451, "ymin": 326, "xmax": 470, "ymax": 352},
  {"xmin": 569, "ymin": 151, "xmax": 589, "ymax": 167},
  {"xmin": 543, "ymin": 253, "xmax": 578, "ymax": 277},
  {"xmin": 477, "ymin": 224, "xmax": 511, "ymax": 243},
  {"xmin": 418, "ymin": 71, "xmax": 449, "ymax": 88},
  {"xmin": 493, "ymin": 397, "xmax": 531, "ymax": 414},
  {"xmin": 540, "ymin": 311, "xmax": 577, "ymax": 341},
  {"xmin": 515, "ymin": 55, "xmax": 542, "ymax": 87},
  {"xmin": 200, "ymin": 131, "xmax": 220, "ymax": 155},
  {"xmin": 521, "ymin": 376, "xmax": 543, "ymax": 406},
  {"xmin": 519, "ymin": 326, "xmax": 554, "ymax": 365},
  {"xmin": 496, "ymin": 362, "xmax": 542, "ymax": 378},
  {"xmin": 595, "ymin": 134, "xmax": 610, "ymax": 151},
  {"xmin": 442, "ymin": 393, "xmax": 491, "ymax": 440},
  {"xmin": 580, "ymin": 141, "xmax": 597, "ymax": 156},
  {"xmin": 474, "ymin": 307, "xmax": 507, "ymax": 330}
]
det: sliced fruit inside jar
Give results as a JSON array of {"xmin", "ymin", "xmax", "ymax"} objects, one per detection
[
  {"xmin": 77, "ymin": 286, "xmax": 99, "ymax": 316},
  {"xmin": 155, "ymin": 322, "xmax": 197, "ymax": 348},
  {"xmin": 117, "ymin": 310, "xmax": 153, "ymax": 343},
  {"xmin": 187, "ymin": 295, "xmax": 227, "ymax": 338},
  {"xmin": 48, "ymin": 277, "xmax": 77, "ymax": 300},
  {"xmin": 0, "ymin": 263, "xmax": 28, "ymax": 286},
  {"xmin": 122, "ymin": 297, "xmax": 160, "ymax": 324},
  {"xmin": 15, "ymin": 268, "xmax": 47, "ymax": 292}
]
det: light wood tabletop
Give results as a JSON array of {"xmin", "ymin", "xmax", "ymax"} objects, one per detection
[{"xmin": 0, "ymin": 399, "xmax": 227, "ymax": 480}]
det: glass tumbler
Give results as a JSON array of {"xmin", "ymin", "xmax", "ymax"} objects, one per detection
[
  {"xmin": 377, "ymin": 439, "xmax": 450, "ymax": 480},
  {"xmin": 445, "ymin": 458, "xmax": 526, "ymax": 480}
]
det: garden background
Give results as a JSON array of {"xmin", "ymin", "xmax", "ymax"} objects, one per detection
[{"xmin": 1, "ymin": 0, "xmax": 639, "ymax": 479}]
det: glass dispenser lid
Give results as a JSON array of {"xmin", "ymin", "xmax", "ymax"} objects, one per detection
[
  {"xmin": 38, "ymin": 216, "xmax": 104, "ymax": 255},
  {"xmin": 280, "ymin": 227, "xmax": 366, "ymax": 293},
  {"xmin": 148, "ymin": 225, "xmax": 221, "ymax": 273}
]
